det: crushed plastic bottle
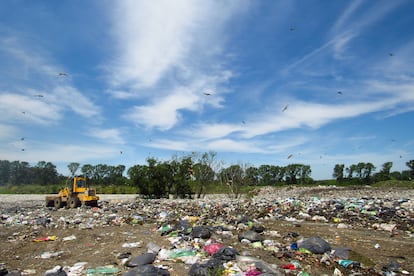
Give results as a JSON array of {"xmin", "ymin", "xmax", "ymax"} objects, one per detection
[{"xmin": 86, "ymin": 266, "xmax": 120, "ymax": 275}]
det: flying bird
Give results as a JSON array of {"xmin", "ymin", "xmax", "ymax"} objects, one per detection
[
  {"xmin": 21, "ymin": 149, "xmax": 25, "ymax": 151},
  {"xmin": 21, "ymin": 137, "xmax": 25, "ymax": 141},
  {"xmin": 282, "ymin": 105, "xmax": 288, "ymax": 112},
  {"xmin": 33, "ymin": 94, "xmax": 44, "ymax": 98},
  {"xmin": 287, "ymin": 154, "xmax": 293, "ymax": 159},
  {"xmin": 203, "ymin": 92, "xmax": 212, "ymax": 96},
  {"xmin": 389, "ymin": 53, "xmax": 394, "ymax": 56},
  {"xmin": 337, "ymin": 91, "xmax": 343, "ymax": 95},
  {"xmin": 120, "ymin": 151, "xmax": 123, "ymax": 155},
  {"xmin": 58, "ymin": 72, "xmax": 68, "ymax": 77}
]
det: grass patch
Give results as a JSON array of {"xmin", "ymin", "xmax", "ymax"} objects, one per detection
[{"xmin": 372, "ymin": 180, "xmax": 414, "ymax": 188}]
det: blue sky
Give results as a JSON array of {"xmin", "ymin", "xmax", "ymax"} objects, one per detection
[{"xmin": 1, "ymin": 0, "xmax": 413, "ymax": 180}]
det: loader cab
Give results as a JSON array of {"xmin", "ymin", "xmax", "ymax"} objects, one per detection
[{"xmin": 73, "ymin": 177, "xmax": 87, "ymax": 193}]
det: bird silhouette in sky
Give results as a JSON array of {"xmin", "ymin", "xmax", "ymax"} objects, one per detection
[
  {"xmin": 287, "ymin": 154, "xmax": 293, "ymax": 159},
  {"xmin": 33, "ymin": 94, "xmax": 44, "ymax": 98},
  {"xmin": 21, "ymin": 148, "xmax": 25, "ymax": 151},
  {"xmin": 337, "ymin": 91, "xmax": 343, "ymax": 95},
  {"xmin": 282, "ymin": 105, "xmax": 288, "ymax": 112},
  {"xmin": 120, "ymin": 151, "xmax": 123, "ymax": 155},
  {"xmin": 58, "ymin": 72, "xmax": 68, "ymax": 77},
  {"xmin": 203, "ymin": 92, "xmax": 212, "ymax": 96},
  {"xmin": 21, "ymin": 137, "xmax": 25, "ymax": 141},
  {"xmin": 389, "ymin": 53, "xmax": 394, "ymax": 56}
]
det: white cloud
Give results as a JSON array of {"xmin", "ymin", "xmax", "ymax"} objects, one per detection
[
  {"xmin": 51, "ymin": 86, "xmax": 100, "ymax": 118},
  {"xmin": 207, "ymin": 139, "xmax": 263, "ymax": 153},
  {"xmin": 88, "ymin": 128, "xmax": 125, "ymax": 144},
  {"xmin": 0, "ymin": 142, "xmax": 119, "ymax": 165},
  {"xmin": 0, "ymin": 123, "xmax": 17, "ymax": 139},
  {"xmin": 107, "ymin": 0, "xmax": 249, "ymax": 129},
  {"xmin": 108, "ymin": 0, "xmax": 203, "ymax": 88},
  {"xmin": 0, "ymin": 93, "xmax": 61, "ymax": 125},
  {"xmin": 330, "ymin": 1, "xmax": 402, "ymax": 58},
  {"xmin": 125, "ymin": 89, "xmax": 199, "ymax": 130},
  {"xmin": 186, "ymin": 123, "xmax": 242, "ymax": 140}
]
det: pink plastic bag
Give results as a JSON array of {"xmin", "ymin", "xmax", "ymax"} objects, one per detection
[{"xmin": 203, "ymin": 243, "xmax": 223, "ymax": 255}]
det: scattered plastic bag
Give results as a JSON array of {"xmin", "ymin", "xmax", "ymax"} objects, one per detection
[
  {"xmin": 122, "ymin": 241, "xmax": 142, "ymax": 248},
  {"xmin": 41, "ymin": 251, "xmax": 64, "ymax": 259},
  {"xmin": 33, "ymin": 235, "xmax": 56, "ymax": 242},
  {"xmin": 86, "ymin": 265, "xmax": 120, "ymax": 275},
  {"xmin": 204, "ymin": 243, "xmax": 223, "ymax": 255},
  {"xmin": 297, "ymin": 236, "xmax": 331, "ymax": 254}
]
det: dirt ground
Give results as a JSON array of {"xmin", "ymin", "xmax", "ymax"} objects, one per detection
[{"xmin": 0, "ymin": 187, "xmax": 413, "ymax": 275}]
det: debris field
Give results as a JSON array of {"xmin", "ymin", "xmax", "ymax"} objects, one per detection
[{"xmin": 0, "ymin": 186, "xmax": 413, "ymax": 275}]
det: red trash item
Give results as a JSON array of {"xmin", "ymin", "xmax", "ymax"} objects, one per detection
[
  {"xmin": 245, "ymin": 269, "xmax": 262, "ymax": 276},
  {"xmin": 203, "ymin": 243, "xmax": 223, "ymax": 255},
  {"xmin": 282, "ymin": 263, "xmax": 296, "ymax": 270},
  {"xmin": 33, "ymin": 235, "xmax": 56, "ymax": 242}
]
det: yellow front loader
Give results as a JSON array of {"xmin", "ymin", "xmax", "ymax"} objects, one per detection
[{"xmin": 45, "ymin": 177, "xmax": 99, "ymax": 208}]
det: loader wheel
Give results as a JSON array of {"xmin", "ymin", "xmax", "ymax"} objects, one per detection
[
  {"xmin": 46, "ymin": 199, "xmax": 54, "ymax": 207},
  {"xmin": 68, "ymin": 197, "xmax": 80, "ymax": 208},
  {"xmin": 54, "ymin": 197, "xmax": 63, "ymax": 209}
]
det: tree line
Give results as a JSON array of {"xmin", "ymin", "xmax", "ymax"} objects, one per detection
[
  {"xmin": 333, "ymin": 160, "xmax": 414, "ymax": 184},
  {"xmin": 0, "ymin": 154, "xmax": 413, "ymax": 197}
]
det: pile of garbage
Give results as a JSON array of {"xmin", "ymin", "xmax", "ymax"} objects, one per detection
[{"xmin": 0, "ymin": 187, "xmax": 413, "ymax": 275}]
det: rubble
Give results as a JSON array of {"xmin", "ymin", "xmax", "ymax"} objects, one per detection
[{"xmin": 0, "ymin": 186, "xmax": 413, "ymax": 275}]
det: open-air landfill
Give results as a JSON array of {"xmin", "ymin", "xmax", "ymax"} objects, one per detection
[{"xmin": 0, "ymin": 186, "xmax": 413, "ymax": 275}]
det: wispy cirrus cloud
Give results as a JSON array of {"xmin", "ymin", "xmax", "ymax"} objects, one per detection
[
  {"xmin": 183, "ymin": 82, "xmax": 413, "ymax": 142},
  {"xmin": 0, "ymin": 93, "xmax": 62, "ymax": 125},
  {"xmin": 88, "ymin": 128, "xmax": 125, "ymax": 144},
  {"xmin": 329, "ymin": 0, "xmax": 402, "ymax": 58},
  {"xmin": 106, "ymin": 0, "xmax": 249, "ymax": 129},
  {"xmin": 0, "ymin": 31, "xmax": 101, "ymax": 123}
]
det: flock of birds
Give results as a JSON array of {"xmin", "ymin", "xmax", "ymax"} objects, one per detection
[
  {"xmin": 201, "ymin": 42, "xmax": 396, "ymax": 161},
  {"xmin": 18, "ymin": 72, "xmax": 68, "ymax": 152},
  {"xmin": 16, "ymin": 26, "xmax": 398, "ymax": 163}
]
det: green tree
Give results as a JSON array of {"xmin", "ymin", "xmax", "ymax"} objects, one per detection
[
  {"xmin": 170, "ymin": 156, "xmax": 193, "ymax": 198},
  {"xmin": 401, "ymin": 170, "xmax": 412, "ymax": 180},
  {"xmin": 406, "ymin": 160, "xmax": 414, "ymax": 179},
  {"xmin": 68, "ymin": 162, "xmax": 80, "ymax": 177},
  {"xmin": 9, "ymin": 161, "xmax": 32, "ymax": 185},
  {"xmin": 258, "ymin": 165, "xmax": 273, "ymax": 185},
  {"xmin": 193, "ymin": 151, "xmax": 217, "ymax": 198},
  {"xmin": 374, "ymin": 162, "xmax": 393, "ymax": 181},
  {"xmin": 333, "ymin": 164, "xmax": 345, "ymax": 182},
  {"xmin": 390, "ymin": 171, "xmax": 402, "ymax": 180},
  {"xmin": 346, "ymin": 164, "xmax": 357, "ymax": 179},
  {"xmin": 244, "ymin": 166, "xmax": 259, "ymax": 186},
  {"xmin": 128, "ymin": 164, "xmax": 150, "ymax": 195},
  {"xmin": 34, "ymin": 161, "xmax": 58, "ymax": 185},
  {"xmin": 81, "ymin": 164, "xmax": 94, "ymax": 182},
  {"xmin": 219, "ymin": 164, "xmax": 244, "ymax": 198},
  {"xmin": 270, "ymin": 165, "xmax": 285, "ymax": 184},
  {"xmin": 285, "ymin": 164, "xmax": 302, "ymax": 184},
  {"xmin": 0, "ymin": 160, "xmax": 10, "ymax": 185},
  {"xmin": 298, "ymin": 165, "xmax": 312, "ymax": 184}
]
